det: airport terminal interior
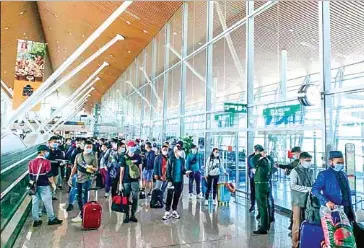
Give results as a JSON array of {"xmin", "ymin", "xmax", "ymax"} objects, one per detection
[{"xmin": 1, "ymin": 1, "xmax": 364, "ymax": 248}]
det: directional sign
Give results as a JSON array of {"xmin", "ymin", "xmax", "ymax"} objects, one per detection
[
  {"xmin": 224, "ymin": 103, "xmax": 247, "ymax": 113},
  {"xmin": 263, "ymin": 104, "xmax": 301, "ymax": 126}
]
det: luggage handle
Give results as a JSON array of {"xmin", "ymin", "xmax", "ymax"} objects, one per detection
[{"xmin": 87, "ymin": 187, "xmax": 100, "ymax": 202}]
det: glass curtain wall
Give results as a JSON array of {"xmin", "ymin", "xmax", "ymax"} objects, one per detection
[{"xmin": 100, "ymin": 1, "xmax": 364, "ymax": 209}]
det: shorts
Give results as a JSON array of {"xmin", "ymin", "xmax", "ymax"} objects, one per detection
[{"xmin": 143, "ymin": 169, "xmax": 154, "ymax": 182}]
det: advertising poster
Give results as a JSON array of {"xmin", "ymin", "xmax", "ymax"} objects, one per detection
[{"xmin": 12, "ymin": 39, "xmax": 47, "ymax": 111}]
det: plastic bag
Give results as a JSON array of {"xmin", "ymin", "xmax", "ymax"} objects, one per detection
[{"xmin": 320, "ymin": 206, "xmax": 357, "ymax": 248}]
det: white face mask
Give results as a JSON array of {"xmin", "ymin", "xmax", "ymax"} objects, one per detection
[
  {"xmin": 84, "ymin": 148, "xmax": 92, "ymax": 154},
  {"xmin": 192, "ymin": 149, "xmax": 197, "ymax": 154},
  {"xmin": 162, "ymin": 150, "xmax": 168, "ymax": 156},
  {"xmin": 213, "ymin": 152, "xmax": 219, "ymax": 157},
  {"xmin": 302, "ymin": 161, "xmax": 311, "ymax": 168}
]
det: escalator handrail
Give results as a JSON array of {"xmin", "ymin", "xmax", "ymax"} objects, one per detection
[
  {"xmin": 0, "ymin": 170, "xmax": 29, "ymax": 200},
  {"xmin": 0, "ymin": 152, "xmax": 37, "ymax": 174}
]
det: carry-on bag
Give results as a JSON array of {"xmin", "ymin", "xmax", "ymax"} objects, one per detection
[
  {"xmin": 320, "ymin": 206, "xmax": 356, "ymax": 248},
  {"xmin": 217, "ymin": 175, "xmax": 231, "ymax": 206},
  {"xmin": 82, "ymin": 187, "xmax": 102, "ymax": 229},
  {"xmin": 150, "ymin": 188, "xmax": 164, "ymax": 208},
  {"xmin": 111, "ymin": 191, "xmax": 129, "ymax": 213},
  {"xmin": 300, "ymin": 220, "xmax": 325, "ymax": 248}
]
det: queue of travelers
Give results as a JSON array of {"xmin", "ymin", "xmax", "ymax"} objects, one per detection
[{"xmin": 27, "ymin": 136, "xmax": 357, "ymax": 246}]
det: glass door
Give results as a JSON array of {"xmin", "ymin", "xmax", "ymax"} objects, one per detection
[{"xmin": 205, "ymin": 131, "xmax": 247, "ymax": 192}]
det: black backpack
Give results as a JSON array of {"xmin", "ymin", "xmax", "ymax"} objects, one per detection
[{"xmin": 150, "ymin": 188, "xmax": 164, "ymax": 208}]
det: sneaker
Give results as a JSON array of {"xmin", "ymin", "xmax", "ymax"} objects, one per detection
[
  {"xmin": 162, "ymin": 211, "xmax": 171, "ymax": 220},
  {"xmin": 33, "ymin": 220, "xmax": 43, "ymax": 227},
  {"xmin": 71, "ymin": 215, "xmax": 82, "ymax": 223},
  {"xmin": 253, "ymin": 229, "xmax": 268, "ymax": 235},
  {"xmin": 48, "ymin": 218, "xmax": 63, "ymax": 225},
  {"xmin": 123, "ymin": 217, "xmax": 130, "ymax": 224},
  {"xmin": 189, "ymin": 193, "xmax": 193, "ymax": 199},
  {"xmin": 66, "ymin": 204, "xmax": 74, "ymax": 211},
  {"xmin": 52, "ymin": 197, "xmax": 58, "ymax": 201},
  {"xmin": 105, "ymin": 192, "xmax": 109, "ymax": 198},
  {"xmin": 249, "ymin": 205, "xmax": 255, "ymax": 212},
  {"xmin": 58, "ymin": 185, "xmax": 63, "ymax": 190},
  {"xmin": 204, "ymin": 200, "xmax": 208, "ymax": 206},
  {"xmin": 197, "ymin": 193, "xmax": 204, "ymax": 199},
  {"xmin": 172, "ymin": 211, "xmax": 180, "ymax": 219},
  {"xmin": 147, "ymin": 192, "xmax": 152, "ymax": 197},
  {"xmin": 130, "ymin": 216, "xmax": 138, "ymax": 222}
]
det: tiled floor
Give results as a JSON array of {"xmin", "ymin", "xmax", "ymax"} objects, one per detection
[{"xmin": 15, "ymin": 188, "xmax": 292, "ymax": 248}]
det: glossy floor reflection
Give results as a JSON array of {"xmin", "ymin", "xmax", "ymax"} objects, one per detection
[{"xmin": 16, "ymin": 188, "xmax": 292, "ymax": 248}]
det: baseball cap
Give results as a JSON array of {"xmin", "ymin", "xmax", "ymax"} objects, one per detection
[
  {"xmin": 291, "ymin": 147, "xmax": 301, "ymax": 153},
  {"xmin": 127, "ymin": 140, "xmax": 136, "ymax": 147},
  {"xmin": 37, "ymin": 145, "xmax": 50, "ymax": 153}
]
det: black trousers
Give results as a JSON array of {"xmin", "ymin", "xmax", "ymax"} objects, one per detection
[
  {"xmin": 205, "ymin": 175, "xmax": 219, "ymax": 200},
  {"xmin": 250, "ymin": 177, "xmax": 255, "ymax": 207},
  {"xmin": 268, "ymin": 180, "xmax": 275, "ymax": 222},
  {"xmin": 165, "ymin": 182, "xmax": 183, "ymax": 211},
  {"xmin": 111, "ymin": 176, "xmax": 119, "ymax": 197}
]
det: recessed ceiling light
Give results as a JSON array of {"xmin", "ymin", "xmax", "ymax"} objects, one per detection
[
  {"xmin": 198, "ymin": 42, "xmax": 202, "ymax": 45},
  {"xmin": 23, "ymin": 32, "xmax": 27, "ymax": 35},
  {"xmin": 143, "ymin": 30, "xmax": 148, "ymax": 34},
  {"xmin": 109, "ymin": 54, "xmax": 114, "ymax": 57},
  {"xmin": 68, "ymin": 32, "xmax": 72, "ymax": 35},
  {"xmin": 25, "ymin": 36, "xmax": 28, "ymax": 39},
  {"xmin": 20, "ymin": 11, "xmax": 24, "ymax": 15},
  {"xmin": 109, "ymin": 72, "xmax": 112, "ymax": 75},
  {"xmin": 4, "ymin": 71, "xmax": 7, "ymax": 74},
  {"xmin": 49, "ymin": 27, "xmax": 52, "ymax": 30},
  {"xmin": 5, "ymin": 27, "xmax": 9, "ymax": 30},
  {"xmin": 82, "ymin": 34, "xmax": 85, "ymax": 38},
  {"xmin": 128, "ymin": 51, "xmax": 131, "ymax": 54},
  {"xmin": 173, "ymin": 32, "xmax": 177, "ymax": 35},
  {"xmin": 54, "ymin": 14, "xmax": 58, "ymax": 18},
  {"xmin": 126, "ymin": 21, "xmax": 131, "ymax": 25},
  {"xmin": 56, "ymin": 41, "xmax": 59, "ymax": 44}
]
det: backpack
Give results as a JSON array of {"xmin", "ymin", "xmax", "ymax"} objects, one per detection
[
  {"xmin": 305, "ymin": 192, "xmax": 321, "ymax": 225},
  {"xmin": 125, "ymin": 156, "xmax": 140, "ymax": 179},
  {"xmin": 150, "ymin": 188, "xmax": 164, "ymax": 208}
]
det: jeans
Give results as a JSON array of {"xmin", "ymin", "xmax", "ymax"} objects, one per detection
[
  {"xmin": 188, "ymin": 171, "xmax": 201, "ymax": 195},
  {"xmin": 77, "ymin": 180, "xmax": 92, "ymax": 218},
  {"xmin": 205, "ymin": 175, "xmax": 219, "ymax": 200},
  {"xmin": 32, "ymin": 186, "xmax": 55, "ymax": 221},
  {"xmin": 165, "ymin": 182, "xmax": 183, "ymax": 211},
  {"xmin": 123, "ymin": 181, "xmax": 139, "ymax": 216},
  {"xmin": 105, "ymin": 169, "xmax": 112, "ymax": 194},
  {"xmin": 68, "ymin": 174, "xmax": 78, "ymax": 205}
]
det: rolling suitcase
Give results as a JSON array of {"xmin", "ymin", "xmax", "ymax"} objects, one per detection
[
  {"xmin": 300, "ymin": 221, "xmax": 325, "ymax": 248},
  {"xmin": 217, "ymin": 175, "xmax": 231, "ymax": 206},
  {"xmin": 82, "ymin": 187, "xmax": 102, "ymax": 229}
]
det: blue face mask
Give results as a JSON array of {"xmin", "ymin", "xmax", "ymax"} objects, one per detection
[
  {"xmin": 52, "ymin": 143, "xmax": 59, "ymax": 149},
  {"xmin": 129, "ymin": 147, "xmax": 137, "ymax": 154},
  {"xmin": 44, "ymin": 152, "xmax": 49, "ymax": 158},
  {"xmin": 332, "ymin": 163, "xmax": 344, "ymax": 172}
]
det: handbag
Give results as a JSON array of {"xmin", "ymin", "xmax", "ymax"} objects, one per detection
[
  {"xmin": 27, "ymin": 163, "xmax": 43, "ymax": 196},
  {"xmin": 111, "ymin": 191, "xmax": 129, "ymax": 213}
]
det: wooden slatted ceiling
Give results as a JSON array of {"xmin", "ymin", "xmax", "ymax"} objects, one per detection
[
  {"xmin": 1, "ymin": 2, "xmax": 53, "ymax": 94},
  {"xmin": 1, "ymin": 1, "xmax": 182, "ymax": 112}
]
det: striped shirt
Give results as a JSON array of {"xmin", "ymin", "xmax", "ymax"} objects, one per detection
[{"xmin": 28, "ymin": 156, "xmax": 52, "ymax": 186}]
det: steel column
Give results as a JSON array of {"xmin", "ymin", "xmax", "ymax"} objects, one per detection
[
  {"xmin": 179, "ymin": 2, "xmax": 188, "ymax": 137},
  {"xmin": 162, "ymin": 24, "xmax": 171, "ymax": 141},
  {"xmin": 246, "ymin": 1, "xmax": 255, "ymax": 193},
  {"xmin": 319, "ymin": 1, "xmax": 332, "ymax": 166}
]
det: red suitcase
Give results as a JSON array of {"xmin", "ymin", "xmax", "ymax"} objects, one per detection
[{"xmin": 82, "ymin": 187, "xmax": 102, "ymax": 229}]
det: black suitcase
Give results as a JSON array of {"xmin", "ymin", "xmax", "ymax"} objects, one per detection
[{"xmin": 353, "ymin": 221, "xmax": 364, "ymax": 247}]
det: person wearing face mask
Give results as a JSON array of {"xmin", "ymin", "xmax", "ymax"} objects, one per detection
[
  {"xmin": 142, "ymin": 142, "xmax": 156, "ymax": 196},
  {"xmin": 186, "ymin": 144, "xmax": 204, "ymax": 200},
  {"xmin": 97, "ymin": 144, "xmax": 109, "ymax": 188},
  {"xmin": 101, "ymin": 138, "xmax": 120, "ymax": 198},
  {"xmin": 312, "ymin": 151, "xmax": 355, "ymax": 223},
  {"xmin": 154, "ymin": 145, "xmax": 170, "ymax": 198},
  {"xmin": 276, "ymin": 146, "xmax": 301, "ymax": 176},
  {"xmin": 47, "ymin": 136, "xmax": 65, "ymax": 195},
  {"xmin": 162, "ymin": 145, "xmax": 187, "ymax": 220},
  {"xmin": 69, "ymin": 140, "xmax": 98, "ymax": 223},
  {"xmin": 289, "ymin": 152, "xmax": 314, "ymax": 248},
  {"xmin": 204, "ymin": 148, "xmax": 228, "ymax": 206},
  {"xmin": 110, "ymin": 142, "xmax": 126, "ymax": 197},
  {"xmin": 28, "ymin": 145, "xmax": 63, "ymax": 227},
  {"xmin": 118, "ymin": 142, "xmax": 143, "ymax": 223}
]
